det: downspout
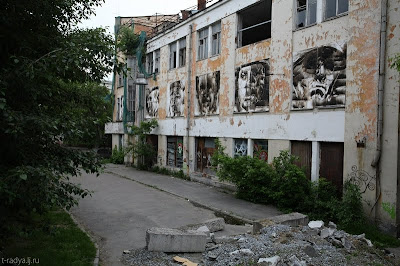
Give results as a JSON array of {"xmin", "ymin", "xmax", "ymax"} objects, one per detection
[
  {"xmin": 186, "ymin": 24, "xmax": 193, "ymax": 176},
  {"xmin": 370, "ymin": 0, "xmax": 388, "ymax": 216}
]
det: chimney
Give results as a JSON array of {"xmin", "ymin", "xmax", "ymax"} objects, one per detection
[
  {"xmin": 198, "ymin": 0, "xmax": 206, "ymax": 11},
  {"xmin": 181, "ymin": 10, "xmax": 190, "ymax": 20}
]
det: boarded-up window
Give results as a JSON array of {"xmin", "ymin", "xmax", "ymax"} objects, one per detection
[
  {"xmin": 320, "ymin": 142, "xmax": 344, "ymax": 196},
  {"xmin": 196, "ymin": 137, "xmax": 216, "ymax": 174},
  {"xmin": 291, "ymin": 141, "xmax": 312, "ymax": 180},
  {"xmin": 167, "ymin": 136, "xmax": 183, "ymax": 168},
  {"xmin": 253, "ymin": 140, "xmax": 268, "ymax": 161},
  {"xmin": 234, "ymin": 139, "xmax": 248, "ymax": 157}
]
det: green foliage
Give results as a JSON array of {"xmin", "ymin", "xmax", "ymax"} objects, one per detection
[
  {"xmin": 390, "ymin": 53, "xmax": 400, "ymax": 73},
  {"xmin": 117, "ymin": 26, "xmax": 142, "ymax": 56},
  {"xmin": 0, "ymin": 0, "xmax": 121, "ymax": 220},
  {"xmin": 111, "ymin": 146, "xmax": 125, "ymax": 164},
  {"xmin": 2, "ymin": 209, "xmax": 96, "ymax": 265},
  {"xmin": 212, "ymin": 146, "xmax": 365, "ymax": 230},
  {"xmin": 127, "ymin": 119, "xmax": 158, "ymax": 170}
]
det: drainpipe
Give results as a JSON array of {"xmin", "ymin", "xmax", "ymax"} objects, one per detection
[
  {"xmin": 186, "ymin": 24, "xmax": 193, "ymax": 175},
  {"xmin": 370, "ymin": 0, "xmax": 387, "ymax": 216}
]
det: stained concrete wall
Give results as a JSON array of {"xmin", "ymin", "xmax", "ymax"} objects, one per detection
[{"xmin": 141, "ymin": 0, "xmax": 399, "ymax": 233}]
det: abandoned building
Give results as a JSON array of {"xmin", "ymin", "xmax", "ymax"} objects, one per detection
[{"xmin": 105, "ymin": 0, "xmax": 400, "ymax": 235}]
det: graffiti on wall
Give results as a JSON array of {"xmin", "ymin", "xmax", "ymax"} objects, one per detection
[
  {"xmin": 195, "ymin": 71, "xmax": 220, "ymax": 116},
  {"xmin": 167, "ymin": 80, "xmax": 185, "ymax": 117},
  {"xmin": 145, "ymin": 87, "xmax": 159, "ymax": 118},
  {"xmin": 292, "ymin": 42, "xmax": 347, "ymax": 109},
  {"xmin": 234, "ymin": 139, "xmax": 248, "ymax": 157},
  {"xmin": 234, "ymin": 59, "xmax": 270, "ymax": 113}
]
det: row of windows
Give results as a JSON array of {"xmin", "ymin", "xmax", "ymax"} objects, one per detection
[
  {"xmin": 145, "ymin": 0, "xmax": 347, "ymax": 74},
  {"xmin": 296, "ymin": 0, "xmax": 348, "ymax": 29}
]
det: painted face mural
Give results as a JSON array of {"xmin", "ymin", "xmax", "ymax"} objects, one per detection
[
  {"xmin": 195, "ymin": 71, "xmax": 220, "ymax": 116},
  {"xmin": 168, "ymin": 80, "xmax": 185, "ymax": 117},
  {"xmin": 292, "ymin": 42, "xmax": 347, "ymax": 109},
  {"xmin": 234, "ymin": 60, "xmax": 270, "ymax": 113},
  {"xmin": 145, "ymin": 87, "xmax": 159, "ymax": 118}
]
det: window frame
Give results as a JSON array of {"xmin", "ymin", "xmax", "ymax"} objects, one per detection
[
  {"xmin": 295, "ymin": 0, "xmax": 318, "ymax": 29},
  {"xmin": 167, "ymin": 136, "xmax": 184, "ymax": 168},
  {"xmin": 197, "ymin": 27, "xmax": 209, "ymax": 60},
  {"xmin": 154, "ymin": 49, "xmax": 160, "ymax": 74},
  {"xmin": 324, "ymin": 0, "xmax": 348, "ymax": 20},
  {"xmin": 178, "ymin": 38, "xmax": 186, "ymax": 67},
  {"xmin": 211, "ymin": 21, "xmax": 221, "ymax": 56},
  {"xmin": 146, "ymin": 52, "xmax": 154, "ymax": 73},
  {"xmin": 169, "ymin": 42, "xmax": 177, "ymax": 69}
]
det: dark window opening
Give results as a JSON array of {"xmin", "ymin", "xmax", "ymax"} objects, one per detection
[
  {"xmin": 169, "ymin": 43, "xmax": 177, "ymax": 69},
  {"xmin": 325, "ymin": 0, "xmax": 348, "ymax": 20},
  {"xmin": 237, "ymin": 0, "xmax": 272, "ymax": 47},
  {"xmin": 253, "ymin": 140, "xmax": 268, "ymax": 161},
  {"xmin": 167, "ymin": 136, "xmax": 183, "ymax": 168},
  {"xmin": 154, "ymin": 49, "xmax": 160, "ymax": 73},
  {"xmin": 196, "ymin": 137, "xmax": 216, "ymax": 175}
]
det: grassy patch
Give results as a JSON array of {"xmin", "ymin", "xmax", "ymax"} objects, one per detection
[
  {"xmin": 2, "ymin": 209, "xmax": 96, "ymax": 266},
  {"xmin": 341, "ymin": 221, "xmax": 400, "ymax": 249}
]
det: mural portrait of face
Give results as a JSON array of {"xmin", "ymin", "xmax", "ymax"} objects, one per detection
[
  {"xmin": 292, "ymin": 43, "xmax": 347, "ymax": 109},
  {"xmin": 146, "ymin": 87, "xmax": 159, "ymax": 118},
  {"xmin": 235, "ymin": 59, "xmax": 270, "ymax": 113},
  {"xmin": 168, "ymin": 81, "xmax": 185, "ymax": 117},
  {"xmin": 195, "ymin": 71, "xmax": 220, "ymax": 116}
]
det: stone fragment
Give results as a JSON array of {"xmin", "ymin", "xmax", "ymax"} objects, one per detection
[
  {"xmin": 304, "ymin": 245, "xmax": 318, "ymax": 257},
  {"xmin": 196, "ymin": 225, "xmax": 210, "ymax": 239},
  {"xmin": 287, "ymin": 255, "xmax": 307, "ymax": 266},
  {"xmin": 202, "ymin": 218, "xmax": 225, "ymax": 232},
  {"xmin": 146, "ymin": 228, "xmax": 207, "ymax": 252},
  {"xmin": 271, "ymin": 232, "xmax": 277, "ymax": 238},
  {"xmin": 237, "ymin": 237, "xmax": 246, "ymax": 242},
  {"xmin": 205, "ymin": 243, "xmax": 219, "ymax": 251},
  {"xmin": 253, "ymin": 213, "xmax": 308, "ymax": 234},
  {"xmin": 342, "ymin": 237, "xmax": 352, "ymax": 250},
  {"xmin": 308, "ymin": 220, "xmax": 324, "ymax": 229},
  {"xmin": 123, "ymin": 250, "xmax": 130, "ymax": 254},
  {"xmin": 328, "ymin": 221, "xmax": 337, "ymax": 229},
  {"xmin": 330, "ymin": 237, "xmax": 343, "ymax": 248},
  {"xmin": 320, "ymin": 228, "xmax": 335, "ymax": 238},
  {"xmin": 229, "ymin": 249, "xmax": 254, "ymax": 256},
  {"xmin": 258, "ymin": 255, "xmax": 280, "ymax": 266}
]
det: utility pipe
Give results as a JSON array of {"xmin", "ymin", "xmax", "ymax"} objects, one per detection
[
  {"xmin": 370, "ymin": 0, "xmax": 388, "ymax": 215},
  {"xmin": 186, "ymin": 24, "xmax": 193, "ymax": 175}
]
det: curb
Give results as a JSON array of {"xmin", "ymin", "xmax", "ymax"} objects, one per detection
[
  {"xmin": 68, "ymin": 211, "xmax": 100, "ymax": 266},
  {"xmin": 106, "ymin": 170, "xmax": 254, "ymax": 225}
]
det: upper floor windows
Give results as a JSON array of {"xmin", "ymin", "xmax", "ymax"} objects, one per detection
[
  {"xmin": 211, "ymin": 22, "xmax": 221, "ymax": 56},
  {"xmin": 169, "ymin": 42, "xmax": 177, "ymax": 69},
  {"xmin": 178, "ymin": 38, "xmax": 186, "ymax": 67},
  {"xmin": 325, "ymin": 0, "xmax": 348, "ymax": 19},
  {"xmin": 154, "ymin": 49, "xmax": 160, "ymax": 73},
  {"xmin": 237, "ymin": 0, "xmax": 272, "ymax": 47},
  {"xmin": 146, "ymin": 49, "xmax": 160, "ymax": 74},
  {"xmin": 146, "ymin": 52, "xmax": 153, "ymax": 73},
  {"xmin": 198, "ymin": 27, "xmax": 208, "ymax": 60},
  {"xmin": 296, "ymin": 0, "xmax": 349, "ymax": 29},
  {"xmin": 296, "ymin": 0, "xmax": 317, "ymax": 28}
]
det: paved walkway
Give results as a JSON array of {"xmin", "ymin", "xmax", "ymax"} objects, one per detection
[{"xmin": 105, "ymin": 164, "xmax": 281, "ymax": 223}]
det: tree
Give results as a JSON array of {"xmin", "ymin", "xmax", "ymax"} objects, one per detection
[{"xmin": 0, "ymin": 0, "xmax": 121, "ymax": 218}]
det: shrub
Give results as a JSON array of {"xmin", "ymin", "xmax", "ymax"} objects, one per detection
[
  {"xmin": 337, "ymin": 180, "xmax": 364, "ymax": 227},
  {"xmin": 110, "ymin": 145, "xmax": 124, "ymax": 164}
]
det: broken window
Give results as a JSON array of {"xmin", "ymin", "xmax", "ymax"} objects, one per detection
[
  {"xmin": 167, "ymin": 136, "xmax": 183, "ymax": 168},
  {"xmin": 169, "ymin": 42, "xmax": 177, "ymax": 69},
  {"xmin": 198, "ymin": 27, "xmax": 208, "ymax": 60},
  {"xmin": 178, "ymin": 38, "xmax": 186, "ymax": 67},
  {"xmin": 237, "ymin": 0, "xmax": 272, "ymax": 47},
  {"xmin": 146, "ymin": 52, "xmax": 153, "ymax": 73},
  {"xmin": 325, "ymin": 0, "xmax": 348, "ymax": 19},
  {"xmin": 296, "ymin": 0, "xmax": 317, "ymax": 28},
  {"xmin": 154, "ymin": 49, "xmax": 160, "ymax": 74},
  {"xmin": 253, "ymin": 140, "xmax": 268, "ymax": 161},
  {"xmin": 211, "ymin": 21, "xmax": 221, "ymax": 56},
  {"xmin": 234, "ymin": 139, "xmax": 248, "ymax": 157}
]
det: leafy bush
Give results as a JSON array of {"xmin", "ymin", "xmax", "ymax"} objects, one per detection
[
  {"xmin": 212, "ymin": 144, "xmax": 365, "ymax": 229},
  {"xmin": 110, "ymin": 145, "xmax": 125, "ymax": 164}
]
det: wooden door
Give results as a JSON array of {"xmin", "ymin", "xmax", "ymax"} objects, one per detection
[
  {"xmin": 319, "ymin": 142, "xmax": 344, "ymax": 196},
  {"xmin": 291, "ymin": 141, "xmax": 312, "ymax": 180}
]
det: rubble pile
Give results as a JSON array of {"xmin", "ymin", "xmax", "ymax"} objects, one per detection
[{"xmin": 122, "ymin": 219, "xmax": 398, "ymax": 266}]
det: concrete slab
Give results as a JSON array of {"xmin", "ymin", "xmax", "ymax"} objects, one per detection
[
  {"xmin": 253, "ymin": 212, "xmax": 309, "ymax": 234},
  {"xmin": 146, "ymin": 228, "xmax": 207, "ymax": 252}
]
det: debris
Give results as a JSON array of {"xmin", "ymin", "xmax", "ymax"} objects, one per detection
[
  {"xmin": 146, "ymin": 227, "xmax": 207, "ymax": 252},
  {"xmin": 304, "ymin": 244, "xmax": 318, "ymax": 257},
  {"xmin": 287, "ymin": 255, "xmax": 307, "ymax": 266},
  {"xmin": 173, "ymin": 256, "xmax": 198, "ymax": 266},
  {"xmin": 258, "ymin": 255, "xmax": 280, "ymax": 265},
  {"xmin": 308, "ymin": 220, "xmax": 324, "ymax": 229},
  {"xmin": 123, "ymin": 250, "xmax": 130, "ymax": 254},
  {"xmin": 328, "ymin": 221, "xmax": 337, "ymax": 229},
  {"xmin": 229, "ymin": 248, "xmax": 254, "ymax": 256}
]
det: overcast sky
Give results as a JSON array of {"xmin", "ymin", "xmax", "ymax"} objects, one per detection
[{"xmin": 80, "ymin": 0, "xmax": 198, "ymax": 34}]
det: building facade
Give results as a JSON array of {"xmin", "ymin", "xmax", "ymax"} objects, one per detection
[{"xmin": 107, "ymin": 0, "xmax": 400, "ymax": 235}]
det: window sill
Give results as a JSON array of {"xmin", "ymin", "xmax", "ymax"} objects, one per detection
[
  {"xmin": 236, "ymin": 37, "xmax": 271, "ymax": 49},
  {"xmin": 293, "ymin": 22, "xmax": 318, "ymax": 32},
  {"xmin": 197, "ymin": 57, "xmax": 209, "ymax": 62},
  {"xmin": 323, "ymin": 12, "xmax": 348, "ymax": 23},
  {"xmin": 210, "ymin": 53, "xmax": 220, "ymax": 58},
  {"xmin": 290, "ymin": 105, "xmax": 345, "ymax": 112}
]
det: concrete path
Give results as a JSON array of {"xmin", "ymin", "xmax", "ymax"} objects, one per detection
[
  {"xmin": 106, "ymin": 164, "xmax": 281, "ymax": 223},
  {"xmin": 70, "ymin": 164, "xmax": 281, "ymax": 265}
]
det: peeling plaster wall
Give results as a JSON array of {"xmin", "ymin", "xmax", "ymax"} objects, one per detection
[{"xmin": 142, "ymin": 0, "xmax": 400, "ymax": 232}]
